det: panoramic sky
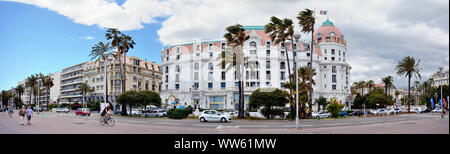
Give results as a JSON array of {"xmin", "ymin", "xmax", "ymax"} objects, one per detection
[{"xmin": 0, "ymin": 0, "xmax": 448, "ymax": 91}]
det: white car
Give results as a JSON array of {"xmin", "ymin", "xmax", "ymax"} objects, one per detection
[
  {"xmin": 411, "ymin": 108, "xmax": 422, "ymax": 113},
  {"xmin": 376, "ymin": 109, "xmax": 388, "ymax": 115},
  {"xmin": 432, "ymin": 108, "xmax": 443, "ymax": 113},
  {"xmin": 127, "ymin": 109, "xmax": 142, "ymax": 116},
  {"xmin": 199, "ymin": 110, "xmax": 231, "ymax": 123},
  {"xmin": 145, "ymin": 110, "xmax": 167, "ymax": 117},
  {"xmin": 55, "ymin": 107, "xmax": 70, "ymax": 113},
  {"xmin": 314, "ymin": 110, "xmax": 331, "ymax": 118},
  {"xmin": 388, "ymin": 108, "xmax": 401, "ymax": 114},
  {"xmin": 223, "ymin": 110, "xmax": 238, "ymax": 117}
]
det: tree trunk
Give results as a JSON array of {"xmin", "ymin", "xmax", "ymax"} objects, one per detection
[{"xmin": 408, "ymin": 76, "xmax": 411, "ymax": 112}]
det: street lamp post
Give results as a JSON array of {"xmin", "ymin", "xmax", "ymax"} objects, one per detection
[
  {"xmin": 434, "ymin": 93, "xmax": 438, "ymax": 109},
  {"xmin": 102, "ymin": 52, "xmax": 114, "ymax": 111},
  {"xmin": 293, "ymin": 33, "xmax": 301, "ymax": 129}
]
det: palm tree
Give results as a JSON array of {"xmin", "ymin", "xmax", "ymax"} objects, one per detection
[
  {"xmin": 265, "ymin": 16, "xmax": 295, "ymax": 113},
  {"xmin": 90, "ymin": 41, "xmax": 114, "ymax": 105},
  {"xmin": 297, "ymin": 8, "xmax": 316, "ymax": 108},
  {"xmin": 224, "ymin": 24, "xmax": 249, "ymax": 118},
  {"xmin": 315, "ymin": 96, "xmax": 328, "ymax": 112},
  {"xmin": 77, "ymin": 83, "xmax": 94, "ymax": 108},
  {"xmin": 36, "ymin": 73, "xmax": 45, "ymax": 108},
  {"xmin": 297, "ymin": 66, "xmax": 316, "ymax": 117},
  {"xmin": 396, "ymin": 56, "xmax": 421, "ymax": 112},
  {"xmin": 357, "ymin": 81, "xmax": 366, "ymax": 95},
  {"xmin": 41, "ymin": 75, "xmax": 54, "ymax": 109},
  {"xmin": 366, "ymin": 80, "xmax": 375, "ymax": 92},
  {"xmin": 25, "ymin": 75, "xmax": 37, "ymax": 105},
  {"xmin": 381, "ymin": 76, "xmax": 393, "ymax": 96},
  {"xmin": 15, "ymin": 85, "xmax": 25, "ymax": 103}
]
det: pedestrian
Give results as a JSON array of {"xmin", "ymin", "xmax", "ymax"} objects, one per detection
[
  {"xmin": 19, "ymin": 106, "xmax": 26, "ymax": 125},
  {"xmin": 8, "ymin": 105, "xmax": 14, "ymax": 118},
  {"xmin": 26, "ymin": 106, "xmax": 33, "ymax": 125}
]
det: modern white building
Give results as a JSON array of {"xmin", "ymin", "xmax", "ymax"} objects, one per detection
[
  {"xmin": 60, "ymin": 62, "xmax": 87, "ymax": 104},
  {"xmin": 160, "ymin": 19, "xmax": 352, "ymax": 111},
  {"xmin": 431, "ymin": 67, "xmax": 449, "ymax": 87}
]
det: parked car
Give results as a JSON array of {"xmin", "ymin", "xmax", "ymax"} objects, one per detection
[
  {"xmin": 420, "ymin": 108, "xmax": 432, "ymax": 113},
  {"xmin": 388, "ymin": 108, "xmax": 401, "ymax": 114},
  {"xmin": 145, "ymin": 110, "xmax": 167, "ymax": 117},
  {"xmin": 199, "ymin": 110, "xmax": 231, "ymax": 123},
  {"xmin": 432, "ymin": 108, "xmax": 443, "ymax": 113},
  {"xmin": 223, "ymin": 110, "xmax": 238, "ymax": 117},
  {"xmin": 411, "ymin": 108, "xmax": 423, "ymax": 113},
  {"xmin": 314, "ymin": 110, "xmax": 331, "ymax": 118},
  {"xmin": 339, "ymin": 111, "xmax": 347, "ymax": 117},
  {"xmin": 33, "ymin": 107, "xmax": 43, "ymax": 112},
  {"xmin": 350, "ymin": 110, "xmax": 364, "ymax": 116},
  {"xmin": 55, "ymin": 107, "xmax": 70, "ymax": 113},
  {"xmin": 75, "ymin": 108, "xmax": 91, "ymax": 116},
  {"xmin": 376, "ymin": 109, "xmax": 388, "ymax": 115},
  {"xmin": 369, "ymin": 110, "xmax": 377, "ymax": 115},
  {"xmin": 127, "ymin": 109, "xmax": 142, "ymax": 116}
]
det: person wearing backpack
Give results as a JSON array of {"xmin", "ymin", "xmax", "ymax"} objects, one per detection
[{"xmin": 19, "ymin": 105, "xmax": 26, "ymax": 125}]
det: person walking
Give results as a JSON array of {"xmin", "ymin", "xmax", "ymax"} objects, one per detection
[
  {"xmin": 8, "ymin": 105, "xmax": 14, "ymax": 118},
  {"xmin": 19, "ymin": 106, "xmax": 26, "ymax": 125},
  {"xmin": 26, "ymin": 106, "xmax": 33, "ymax": 125}
]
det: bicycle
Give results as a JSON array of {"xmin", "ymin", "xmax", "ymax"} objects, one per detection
[{"xmin": 99, "ymin": 115, "xmax": 115, "ymax": 127}]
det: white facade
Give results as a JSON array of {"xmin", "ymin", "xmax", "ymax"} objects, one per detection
[
  {"xmin": 50, "ymin": 72, "xmax": 60, "ymax": 103},
  {"xmin": 431, "ymin": 68, "xmax": 449, "ymax": 87},
  {"xmin": 161, "ymin": 20, "xmax": 352, "ymax": 111},
  {"xmin": 60, "ymin": 62, "xmax": 87, "ymax": 104}
]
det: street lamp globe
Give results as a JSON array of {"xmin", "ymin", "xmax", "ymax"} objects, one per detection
[
  {"xmin": 103, "ymin": 51, "xmax": 109, "ymax": 58},
  {"xmin": 294, "ymin": 33, "xmax": 301, "ymax": 42}
]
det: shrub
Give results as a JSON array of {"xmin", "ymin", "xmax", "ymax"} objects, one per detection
[
  {"xmin": 167, "ymin": 108, "xmax": 190, "ymax": 119},
  {"xmin": 327, "ymin": 98, "xmax": 345, "ymax": 118}
]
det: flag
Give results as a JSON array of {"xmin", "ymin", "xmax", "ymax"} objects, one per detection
[
  {"xmin": 440, "ymin": 99, "xmax": 442, "ymax": 108},
  {"xmin": 443, "ymin": 98, "xmax": 447, "ymax": 109},
  {"xmin": 320, "ymin": 10, "xmax": 327, "ymax": 15},
  {"xmin": 431, "ymin": 98, "xmax": 434, "ymax": 110}
]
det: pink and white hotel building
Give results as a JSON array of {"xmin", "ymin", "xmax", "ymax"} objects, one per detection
[{"xmin": 160, "ymin": 19, "xmax": 352, "ymax": 111}]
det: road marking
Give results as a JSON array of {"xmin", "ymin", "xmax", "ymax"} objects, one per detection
[
  {"xmin": 154, "ymin": 122, "xmax": 182, "ymax": 125},
  {"xmin": 216, "ymin": 125, "xmax": 240, "ymax": 129}
]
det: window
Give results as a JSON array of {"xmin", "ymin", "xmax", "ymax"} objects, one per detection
[
  {"xmin": 221, "ymin": 43, "xmax": 225, "ymax": 49},
  {"xmin": 307, "ymin": 53, "xmax": 311, "ymax": 57},
  {"xmin": 324, "ymin": 49, "xmax": 327, "ymax": 54},
  {"xmin": 281, "ymin": 51, "xmax": 285, "ymax": 56},
  {"xmin": 209, "ymin": 63, "xmax": 213, "ymax": 70},
  {"xmin": 280, "ymin": 72, "xmax": 286, "ymax": 80},
  {"xmin": 332, "ymin": 57, "xmax": 335, "ymax": 61},
  {"xmin": 176, "ymin": 54, "xmax": 180, "ymax": 60},
  {"xmin": 266, "ymin": 42, "xmax": 271, "ymax": 48},
  {"xmin": 280, "ymin": 82, "xmax": 285, "ymax": 89},
  {"xmin": 197, "ymin": 45, "xmax": 200, "ymax": 51},
  {"xmin": 325, "ymin": 57, "xmax": 327, "ymax": 60},
  {"xmin": 266, "ymin": 61, "xmax": 271, "ymax": 69},
  {"xmin": 176, "ymin": 65, "xmax": 180, "ymax": 72},
  {"xmin": 209, "ymin": 52, "xmax": 213, "ymax": 57},
  {"xmin": 332, "ymin": 75, "xmax": 336, "ymax": 83},
  {"xmin": 209, "ymin": 44, "xmax": 213, "ymax": 50},
  {"xmin": 280, "ymin": 62, "xmax": 286, "ymax": 69},
  {"xmin": 266, "ymin": 71, "xmax": 271, "ymax": 79},
  {"xmin": 175, "ymin": 84, "xmax": 180, "ymax": 90},
  {"xmin": 208, "ymin": 83, "xmax": 213, "ymax": 89},
  {"xmin": 332, "ymin": 66, "xmax": 336, "ymax": 73},
  {"xmin": 115, "ymin": 72, "xmax": 120, "ymax": 78},
  {"xmin": 221, "ymin": 72, "xmax": 226, "ymax": 80},
  {"xmin": 165, "ymin": 66, "xmax": 169, "ymax": 73},
  {"xmin": 326, "ymin": 37, "xmax": 331, "ymax": 42},
  {"xmin": 208, "ymin": 72, "xmax": 213, "ymax": 80},
  {"xmin": 175, "ymin": 74, "xmax": 180, "ymax": 82},
  {"xmin": 221, "ymin": 82, "xmax": 226, "ymax": 89},
  {"xmin": 250, "ymin": 50, "xmax": 257, "ymax": 54},
  {"xmin": 266, "ymin": 82, "xmax": 270, "ymax": 86},
  {"xmin": 194, "ymin": 72, "xmax": 199, "ymax": 80},
  {"xmin": 194, "ymin": 82, "xmax": 199, "ymax": 89},
  {"xmin": 332, "ymin": 85, "xmax": 337, "ymax": 90},
  {"xmin": 250, "ymin": 41, "xmax": 257, "ymax": 47},
  {"xmin": 194, "ymin": 63, "xmax": 199, "ymax": 70},
  {"xmin": 266, "ymin": 50, "xmax": 270, "ymax": 56},
  {"xmin": 331, "ymin": 49, "xmax": 335, "ymax": 55},
  {"xmin": 166, "ymin": 57, "xmax": 169, "ymax": 61}
]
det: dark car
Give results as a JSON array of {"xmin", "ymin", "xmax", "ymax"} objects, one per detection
[
  {"xmin": 339, "ymin": 111, "xmax": 347, "ymax": 117},
  {"xmin": 420, "ymin": 108, "xmax": 432, "ymax": 113},
  {"xmin": 352, "ymin": 110, "xmax": 364, "ymax": 116}
]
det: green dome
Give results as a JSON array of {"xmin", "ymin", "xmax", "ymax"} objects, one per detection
[{"xmin": 321, "ymin": 19, "xmax": 334, "ymax": 27}]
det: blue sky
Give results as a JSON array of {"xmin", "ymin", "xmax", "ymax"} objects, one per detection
[
  {"xmin": 0, "ymin": 0, "xmax": 448, "ymax": 91},
  {"xmin": 0, "ymin": 1, "xmax": 165, "ymax": 90}
]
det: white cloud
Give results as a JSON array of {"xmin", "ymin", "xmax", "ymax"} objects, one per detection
[
  {"xmin": 81, "ymin": 36, "xmax": 94, "ymax": 40},
  {"xmin": 7, "ymin": 0, "xmax": 171, "ymax": 30},
  {"xmin": 6, "ymin": 0, "xmax": 450, "ymax": 89}
]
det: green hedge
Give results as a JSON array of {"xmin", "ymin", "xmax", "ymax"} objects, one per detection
[{"xmin": 167, "ymin": 108, "xmax": 192, "ymax": 119}]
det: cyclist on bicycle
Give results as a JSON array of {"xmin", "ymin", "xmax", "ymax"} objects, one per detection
[{"xmin": 101, "ymin": 104, "xmax": 112, "ymax": 123}]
